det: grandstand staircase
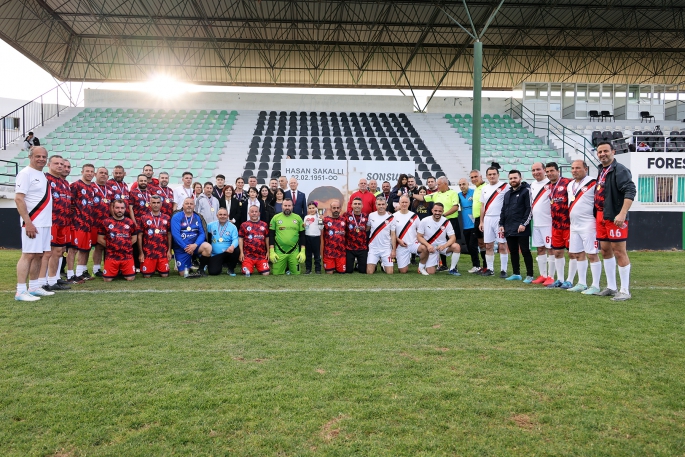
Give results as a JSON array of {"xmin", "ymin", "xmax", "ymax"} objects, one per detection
[
  {"xmin": 213, "ymin": 110, "xmax": 259, "ymax": 181},
  {"xmin": 407, "ymin": 113, "xmax": 470, "ymax": 184}
]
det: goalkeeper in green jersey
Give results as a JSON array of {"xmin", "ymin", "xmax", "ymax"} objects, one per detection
[{"xmin": 269, "ymin": 198, "xmax": 306, "ymax": 275}]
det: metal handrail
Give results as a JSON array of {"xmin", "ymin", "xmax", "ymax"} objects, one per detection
[
  {"xmin": 505, "ymin": 98, "xmax": 599, "ymax": 168},
  {"xmin": 1, "ymin": 82, "xmax": 75, "ymax": 150},
  {"xmin": 0, "ymin": 159, "xmax": 18, "ymax": 186}
]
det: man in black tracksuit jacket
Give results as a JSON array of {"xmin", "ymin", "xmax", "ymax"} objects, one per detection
[{"xmin": 499, "ymin": 170, "xmax": 533, "ymax": 280}]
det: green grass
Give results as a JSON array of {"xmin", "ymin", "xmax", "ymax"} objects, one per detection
[{"xmin": 1, "ymin": 251, "xmax": 684, "ymax": 456}]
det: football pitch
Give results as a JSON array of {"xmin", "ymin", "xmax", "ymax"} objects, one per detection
[{"xmin": 1, "ymin": 250, "xmax": 684, "ymax": 456}]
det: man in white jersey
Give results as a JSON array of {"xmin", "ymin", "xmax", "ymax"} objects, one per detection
[
  {"xmin": 366, "ymin": 195, "xmax": 395, "ymax": 274},
  {"xmin": 391, "ymin": 195, "xmax": 420, "ymax": 274},
  {"xmin": 174, "ymin": 171, "xmax": 195, "ymax": 206},
  {"xmin": 417, "ymin": 203, "xmax": 461, "ymax": 276},
  {"xmin": 528, "ymin": 162, "xmax": 554, "ymax": 284},
  {"xmin": 567, "ymin": 160, "xmax": 602, "ymax": 295},
  {"xmin": 14, "ymin": 146, "xmax": 55, "ymax": 301},
  {"xmin": 478, "ymin": 165, "xmax": 510, "ymax": 277}
]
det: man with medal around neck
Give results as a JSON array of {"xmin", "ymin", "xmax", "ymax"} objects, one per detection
[
  {"xmin": 342, "ymin": 197, "xmax": 369, "ymax": 274},
  {"xmin": 138, "ymin": 195, "xmax": 172, "ymax": 278},
  {"xmin": 97, "ymin": 199, "xmax": 137, "ymax": 282},
  {"xmin": 207, "ymin": 207, "xmax": 240, "ymax": 276},
  {"xmin": 594, "ymin": 141, "xmax": 636, "ymax": 301},
  {"xmin": 90, "ymin": 166, "xmax": 111, "ymax": 278},
  {"xmin": 170, "ymin": 197, "xmax": 212, "ymax": 278}
]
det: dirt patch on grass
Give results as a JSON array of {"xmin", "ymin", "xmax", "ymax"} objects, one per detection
[
  {"xmin": 432, "ymin": 324, "xmax": 442, "ymax": 329},
  {"xmin": 435, "ymin": 347, "xmax": 449, "ymax": 352},
  {"xmin": 51, "ymin": 449, "xmax": 75, "ymax": 457},
  {"xmin": 399, "ymin": 352, "xmax": 420, "ymax": 361},
  {"xmin": 316, "ymin": 368, "xmax": 326, "ymax": 374},
  {"xmin": 511, "ymin": 413, "xmax": 535, "ymax": 430},
  {"xmin": 321, "ymin": 415, "xmax": 348, "ymax": 442},
  {"xmin": 233, "ymin": 356, "xmax": 267, "ymax": 363}
]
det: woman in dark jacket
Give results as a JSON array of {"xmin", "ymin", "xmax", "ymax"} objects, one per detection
[
  {"xmin": 258, "ymin": 185, "xmax": 276, "ymax": 223},
  {"xmin": 223, "ymin": 185, "xmax": 241, "ymax": 225},
  {"xmin": 390, "ymin": 174, "xmax": 409, "ymax": 211}
]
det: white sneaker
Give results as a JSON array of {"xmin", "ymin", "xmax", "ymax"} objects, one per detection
[
  {"xmin": 467, "ymin": 266, "xmax": 480, "ymax": 274},
  {"xmin": 15, "ymin": 291, "xmax": 40, "ymax": 301},
  {"xmin": 29, "ymin": 288, "xmax": 55, "ymax": 297},
  {"xmin": 612, "ymin": 291, "xmax": 631, "ymax": 301},
  {"xmin": 418, "ymin": 266, "xmax": 429, "ymax": 276},
  {"xmin": 242, "ymin": 267, "xmax": 251, "ymax": 278}
]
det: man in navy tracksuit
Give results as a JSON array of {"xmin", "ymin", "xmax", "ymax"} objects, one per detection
[{"xmin": 499, "ymin": 170, "xmax": 533, "ymax": 281}]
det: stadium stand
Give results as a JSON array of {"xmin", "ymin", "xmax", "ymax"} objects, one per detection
[
  {"xmin": 9, "ymin": 108, "xmax": 238, "ymax": 182},
  {"xmin": 243, "ymin": 111, "xmax": 446, "ymax": 185},
  {"xmin": 445, "ymin": 113, "xmax": 566, "ymax": 180}
]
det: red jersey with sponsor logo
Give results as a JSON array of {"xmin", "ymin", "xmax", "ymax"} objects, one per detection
[
  {"xmin": 139, "ymin": 212, "xmax": 170, "ymax": 259},
  {"xmin": 91, "ymin": 182, "xmax": 111, "ymax": 231},
  {"xmin": 594, "ymin": 166, "xmax": 611, "ymax": 212},
  {"xmin": 549, "ymin": 177, "xmax": 571, "ymax": 230},
  {"xmin": 342, "ymin": 211, "xmax": 368, "ymax": 251},
  {"xmin": 130, "ymin": 187, "xmax": 153, "ymax": 225},
  {"xmin": 106, "ymin": 179, "xmax": 130, "ymax": 205},
  {"xmin": 70, "ymin": 179, "xmax": 94, "ymax": 231},
  {"xmin": 99, "ymin": 216, "xmax": 136, "ymax": 260},
  {"xmin": 239, "ymin": 220, "xmax": 269, "ymax": 260},
  {"xmin": 323, "ymin": 216, "xmax": 347, "ymax": 259},
  {"xmin": 153, "ymin": 185, "xmax": 175, "ymax": 217},
  {"xmin": 46, "ymin": 173, "xmax": 71, "ymax": 226}
]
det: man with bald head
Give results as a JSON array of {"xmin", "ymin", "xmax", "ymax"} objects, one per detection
[
  {"xmin": 368, "ymin": 179, "xmax": 380, "ymax": 196},
  {"xmin": 528, "ymin": 161, "xmax": 554, "ymax": 284},
  {"xmin": 347, "ymin": 177, "xmax": 377, "ymax": 215},
  {"xmin": 44, "ymin": 155, "xmax": 72, "ymax": 290},
  {"xmin": 458, "ymin": 177, "xmax": 480, "ymax": 272},
  {"xmin": 322, "ymin": 199, "xmax": 347, "ymax": 274}
]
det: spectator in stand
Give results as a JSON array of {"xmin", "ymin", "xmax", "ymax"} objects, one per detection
[
  {"xmin": 347, "ymin": 178, "xmax": 377, "ymax": 215},
  {"xmin": 23, "ymin": 132, "xmax": 40, "ymax": 150},
  {"xmin": 273, "ymin": 188, "xmax": 286, "ymax": 213},
  {"xmin": 258, "ymin": 185, "xmax": 276, "ymax": 223},
  {"xmin": 412, "ymin": 186, "xmax": 433, "ymax": 219},
  {"xmin": 196, "ymin": 182, "xmax": 221, "ymax": 224}
]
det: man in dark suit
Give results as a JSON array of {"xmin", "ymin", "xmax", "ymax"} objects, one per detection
[{"xmin": 285, "ymin": 177, "xmax": 307, "ymax": 220}]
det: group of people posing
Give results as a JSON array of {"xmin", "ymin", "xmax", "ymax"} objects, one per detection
[{"xmin": 13, "ymin": 141, "xmax": 635, "ymax": 303}]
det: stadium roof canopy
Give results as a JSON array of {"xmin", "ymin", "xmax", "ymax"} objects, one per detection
[{"xmin": 3, "ymin": 0, "xmax": 685, "ymax": 93}]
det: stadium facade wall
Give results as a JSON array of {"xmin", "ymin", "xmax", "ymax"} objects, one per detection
[
  {"xmin": 84, "ymin": 90, "xmax": 414, "ymax": 113},
  {"xmin": 428, "ymin": 97, "xmax": 509, "ymax": 114}
]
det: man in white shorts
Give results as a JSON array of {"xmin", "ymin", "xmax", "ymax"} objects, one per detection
[
  {"xmin": 366, "ymin": 195, "xmax": 395, "ymax": 274},
  {"xmin": 14, "ymin": 146, "xmax": 55, "ymax": 301},
  {"xmin": 391, "ymin": 195, "xmax": 420, "ymax": 274},
  {"xmin": 567, "ymin": 160, "xmax": 602, "ymax": 294},
  {"xmin": 529, "ymin": 161, "xmax": 554, "ymax": 284},
  {"xmin": 417, "ymin": 203, "xmax": 461, "ymax": 275},
  {"xmin": 478, "ymin": 165, "xmax": 510, "ymax": 277}
]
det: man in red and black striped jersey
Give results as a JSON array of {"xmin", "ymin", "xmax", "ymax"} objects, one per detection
[
  {"xmin": 322, "ymin": 200, "xmax": 347, "ymax": 274},
  {"xmin": 44, "ymin": 155, "xmax": 71, "ymax": 291},
  {"xmin": 342, "ymin": 197, "xmax": 369, "ymax": 274},
  {"xmin": 138, "ymin": 195, "xmax": 172, "ymax": 277},
  {"xmin": 107, "ymin": 165, "xmax": 135, "ymax": 221},
  {"xmin": 66, "ymin": 163, "xmax": 95, "ymax": 283},
  {"xmin": 130, "ymin": 164, "xmax": 159, "ymax": 192},
  {"xmin": 544, "ymin": 162, "xmax": 574, "ymax": 288},
  {"xmin": 239, "ymin": 205, "xmax": 270, "ymax": 276},
  {"xmin": 97, "ymin": 199, "xmax": 137, "ymax": 281},
  {"xmin": 154, "ymin": 172, "xmax": 176, "ymax": 217},
  {"xmin": 90, "ymin": 167, "xmax": 110, "ymax": 277}
]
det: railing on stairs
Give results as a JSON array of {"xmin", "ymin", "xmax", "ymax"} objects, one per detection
[
  {"xmin": 1, "ymin": 83, "xmax": 76, "ymax": 151},
  {"xmin": 505, "ymin": 98, "xmax": 599, "ymax": 168}
]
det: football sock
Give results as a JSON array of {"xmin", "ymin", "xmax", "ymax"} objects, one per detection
[
  {"xmin": 76, "ymin": 265, "xmax": 85, "ymax": 277},
  {"xmin": 418, "ymin": 263, "xmax": 426, "ymax": 270},
  {"xmin": 67, "ymin": 270, "xmax": 75, "ymax": 279},
  {"xmin": 537, "ymin": 254, "xmax": 547, "ymax": 277},
  {"xmin": 450, "ymin": 253, "xmax": 460, "ymax": 270},
  {"xmin": 16, "ymin": 283, "xmax": 27, "ymax": 294},
  {"xmin": 548, "ymin": 256, "xmax": 555, "ymax": 279},
  {"xmin": 604, "ymin": 257, "xmax": 617, "ymax": 290},
  {"xmin": 485, "ymin": 254, "xmax": 494, "ymax": 271},
  {"xmin": 576, "ymin": 260, "xmax": 588, "ymax": 285},
  {"xmin": 28, "ymin": 279, "xmax": 39, "ymax": 291},
  {"xmin": 555, "ymin": 257, "xmax": 565, "ymax": 281},
  {"xmin": 440, "ymin": 254, "xmax": 447, "ymax": 268},
  {"xmin": 566, "ymin": 259, "xmax": 577, "ymax": 283},
  {"xmin": 618, "ymin": 264, "xmax": 631, "ymax": 294},
  {"xmin": 48, "ymin": 276, "xmax": 58, "ymax": 286},
  {"xmin": 92, "ymin": 265, "xmax": 100, "ymax": 274},
  {"xmin": 38, "ymin": 277, "xmax": 47, "ymax": 287},
  {"xmin": 499, "ymin": 254, "xmax": 508, "ymax": 272},
  {"xmin": 590, "ymin": 261, "xmax": 602, "ymax": 289}
]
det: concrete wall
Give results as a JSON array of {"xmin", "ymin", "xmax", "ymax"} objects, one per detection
[
  {"xmin": 85, "ymin": 90, "xmax": 415, "ymax": 113},
  {"xmin": 428, "ymin": 97, "xmax": 510, "ymax": 115},
  {"xmin": 0, "ymin": 97, "xmax": 30, "ymax": 117}
]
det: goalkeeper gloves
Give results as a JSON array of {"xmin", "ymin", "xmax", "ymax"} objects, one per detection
[
  {"xmin": 297, "ymin": 249, "xmax": 306, "ymax": 263},
  {"xmin": 269, "ymin": 248, "xmax": 280, "ymax": 263}
]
